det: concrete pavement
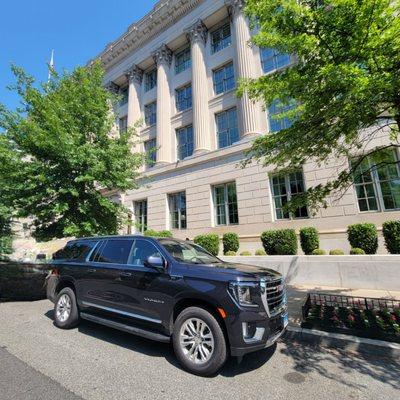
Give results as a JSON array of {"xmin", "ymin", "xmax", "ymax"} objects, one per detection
[{"xmin": 1, "ymin": 300, "xmax": 399, "ymax": 400}]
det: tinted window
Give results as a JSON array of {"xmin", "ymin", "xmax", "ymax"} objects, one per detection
[
  {"xmin": 95, "ymin": 239, "xmax": 134, "ymax": 264},
  {"xmin": 129, "ymin": 240, "xmax": 162, "ymax": 266},
  {"xmin": 53, "ymin": 241, "xmax": 97, "ymax": 261}
]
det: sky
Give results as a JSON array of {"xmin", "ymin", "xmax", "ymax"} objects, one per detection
[{"xmin": 0, "ymin": 0, "xmax": 157, "ymax": 111}]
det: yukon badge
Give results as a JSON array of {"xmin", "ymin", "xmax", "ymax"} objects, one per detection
[{"xmin": 144, "ymin": 297, "xmax": 164, "ymax": 304}]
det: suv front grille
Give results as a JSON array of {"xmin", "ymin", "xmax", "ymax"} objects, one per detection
[{"xmin": 265, "ymin": 278, "xmax": 285, "ymax": 315}]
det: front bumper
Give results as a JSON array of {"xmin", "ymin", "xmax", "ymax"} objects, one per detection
[{"xmin": 226, "ymin": 306, "xmax": 288, "ymax": 357}]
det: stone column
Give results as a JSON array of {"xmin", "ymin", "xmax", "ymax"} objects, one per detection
[
  {"xmin": 153, "ymin": 44, "xmax": 173, "ymax": 164},
  {"xmin": 185, "ymin": 19, "xmax": 212, "ymax": 154},
  {"xmin": 125, "ymin": 65, "xmax": 143, "ymax": 152},
  {"xmin": 226, "ymin": 0, "xmax": 261, "ymax": 138}
]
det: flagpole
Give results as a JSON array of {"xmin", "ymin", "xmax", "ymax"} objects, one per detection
[{"xmin": 48, "ymin": 49, "xmax": 54, "ymax": 82}]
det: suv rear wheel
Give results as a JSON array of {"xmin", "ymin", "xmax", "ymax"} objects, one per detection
[
  {"xmin": 54, "ymin": 287, "xmax": 79, "ymax": 329},
  {"xmin": 173, "ymin": 306, "xmax": 227, "ymax": 376}
]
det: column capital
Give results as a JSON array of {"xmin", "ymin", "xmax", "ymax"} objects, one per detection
[
  {"xmin": 152, "ymin": 44, "xmax": 173, "ymax": 67},
  {"xmin": 105, "ymin": 81, "xmax": 120, "ymax": 94},
  {"xmin": 225, "ymin": 0, "xmax": 246, "ymax": 18},
  {"xmin": 125, "ymin": 64, "xmax": 143, "ymax": 84},
  {"xmin": 185, "ymin": 19, "xmax": 208, "ymax": 44}
]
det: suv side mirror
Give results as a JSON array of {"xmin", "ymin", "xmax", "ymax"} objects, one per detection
[{"xmin": 145, "ymin": 255, "xmax": 165, "ymax": 269}]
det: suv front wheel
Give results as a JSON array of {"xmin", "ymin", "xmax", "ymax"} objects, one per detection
[
  {"xmin": 54, "ymin": 287, "xmax": 80, "ymax": 329},
  {"xmin": 173, "ymin": 306, "xmax": 227, "ymax": 376}
]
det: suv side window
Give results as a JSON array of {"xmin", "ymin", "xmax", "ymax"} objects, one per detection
[
  {"xmin": 129, "ymin": 239, "xmax": 162, "ymax": 267},
  {"xmin": 53, "ymin": 240, "xmax": 97, "ymax": 261},
  {"xmin": 93, "ymin": 239, "xmax": 134, "ymax": 264}
]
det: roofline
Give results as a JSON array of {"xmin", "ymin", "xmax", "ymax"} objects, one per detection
[{"xmin": 89, "ymin": 0, "xmax": 204, "ymax": 71}]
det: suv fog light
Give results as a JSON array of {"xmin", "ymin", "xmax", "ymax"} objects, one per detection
[{"xmin": 242, "ymin": 322, "xmax": 265, "ymax": 343}]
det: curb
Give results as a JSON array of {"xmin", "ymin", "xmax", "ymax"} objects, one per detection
[{"xmin": 285, "ymin": 326, "xmax": 400, "ymax": 358}]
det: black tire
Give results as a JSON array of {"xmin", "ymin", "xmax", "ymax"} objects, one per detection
[
  {"xmin": 173, "ymin": 306, "xmax": 227, "ymax": 376},
  {"xmin": 53, "ymin": 287, "xmax": 79, "ymax": 329}
]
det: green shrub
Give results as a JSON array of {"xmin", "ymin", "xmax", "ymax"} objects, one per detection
[
  {"xmin": 194, "ymin": 234, "xmax": 219, "ymax": 256},
  {"xmin": 382, "ymin": 220, "xmax": 400, "ymax": 254},
  {"xmin": 255, "ymin": 249, "xmax": 267, "ymax": 256},
  {"xmin": 224, "ymin": 250, "xmax": 236, "ymax": 256},
  {"xmin": 311, "ymin": 248, "xmax": 326, "ymax": 255},
  {"xmin": 261, "ymin": 229, "xmax": 297, "ymax": 255},
  {"xmin": 144, "ymin": 229, "xmax": 172, "ymax": 238},
  {"xmin": 0, "ymin": 235, "xmax": 12, "ymax": 258},
  {"xmin": 329, "ymin": 249, "xmax": 345, "ymax": 255},
  {"xmin": 350, "ymin": 247, "xmax": 366, "ymax": 255},
  {"xmin": 347, "ymin": 223, "xmax": 378, "ymax": 254},
  {"xmin": 240, "ymin": 251, "xmax": 252, "ymax": 256},
  {"xmin": 222, "ymin": 232, "xmax": 239, "ymax": 255},
  {"xmin": 299, "ymin": 227, "xmax": 319, "ymax": 255}
]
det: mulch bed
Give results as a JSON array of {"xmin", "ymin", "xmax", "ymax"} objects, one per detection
[{"xmin": 302, "ymin": 292, "xmax": 400, "ymax": 343}]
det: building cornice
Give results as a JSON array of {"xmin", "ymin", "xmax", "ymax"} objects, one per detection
[{"xmin": 90, "ymin": 0, "xmax": 205, "ymax": 71}]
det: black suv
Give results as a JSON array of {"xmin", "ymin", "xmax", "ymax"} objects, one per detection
[{"xmin": 47, "ymin": 236, "xmax": 287, "ymax": 375}]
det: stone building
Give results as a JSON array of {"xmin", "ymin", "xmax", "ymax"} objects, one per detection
[{"xmin": 88, "ymin": 0, "xmax": 400, "ymax": 253}]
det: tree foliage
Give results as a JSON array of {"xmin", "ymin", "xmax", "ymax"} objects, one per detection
[
  {"xmin": 0, "ymin": 63, "xmax": 143, "ymax": 241},
  {"xmin": 241, "ymin": 0, "xmax": 400, "ymax": 211}
]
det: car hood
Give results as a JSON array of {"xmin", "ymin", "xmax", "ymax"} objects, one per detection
[{"xmin": 182, "ymin": 261, "xmax": 281, "ymax": 281}]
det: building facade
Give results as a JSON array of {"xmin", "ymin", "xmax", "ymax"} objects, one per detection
[{"xmin": 96, "ymin": 0, "xmax": 400, "ymax": 254}]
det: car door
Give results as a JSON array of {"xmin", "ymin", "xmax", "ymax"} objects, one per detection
[
  {"xmin": 78, "ymin": 238, "xmax": 135, "ymax": 312},
  {"xmin": 113, "ymin": 238, "xmax": 174, "ymax": 331}
]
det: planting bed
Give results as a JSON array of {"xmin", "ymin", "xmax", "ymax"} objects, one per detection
[{"xmin": 302, "ymin": 293, "xmax": 400, "ymax": 343}]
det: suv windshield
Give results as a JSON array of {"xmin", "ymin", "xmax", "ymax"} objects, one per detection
[{"xmin": 158, "ymin": 239, "xmax": 222, "ymax": 265}]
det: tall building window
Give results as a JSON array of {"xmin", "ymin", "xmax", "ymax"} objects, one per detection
[
  {"xmin": 144, "ymin": 102, "xmax": 157, "ymax": 126},
  {"xmin": 175, "ymin": 47, "xmax": 191, "ymax": 74},
  {"xmin": 213, "ymin": 182, "xmax": 239, "ymax": 226},
  {"xmin": 270, "ymin": 171, "xmax": 308, "ymax": 220},
  {"xmin": 268, "ymin": 99, "xmax": 296, "ymax": 133},
  {"xmin": 213, "ymin": 62, "xmax": 235, "ymax": 95},
  {"xmin": 351, "ymin": 149, "xmax": 400, "ymax": 212},
  {"xmin": 144, "ymin": 139, "xmax": 157, "ymax": 167},
  {"xmin": 260, "ymin": 48, "xmax": 291, "ymax": 74},
  {"xmin": 176, "ymin": 125, "xmax": 194, "ymax": 160},
  {"xmin": 134, "ymin": 200, "xmax": 147, "ymax": 233},
  {"xmin": 215, "ymin": 108, "xmax": 239, "ymax": 149},
  {"xmin": 119, "ymin": 116, "xmax": 127, "ymax": 133},
  {"xmin": 169, "ymin": 192, "xmax": 187, "ymax": 229},
  {"xmin": 145, "ymin": 69, "xmax": 157, "ymax": 92},
  {"xmin": 175, "ymin": 84, "xmax": 192, "ymax": 112},
  {"xmin": 119, "ymin": 86, "xmax": 129, "ymax": 106},
  {"xmin": 211, "ymin": 23, "xmax": 231, "ymax": 54}
]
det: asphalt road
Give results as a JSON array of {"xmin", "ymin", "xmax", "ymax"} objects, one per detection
[{"xmin": 0, "ymin": 300, "xmax": 399, "ymax": 400}]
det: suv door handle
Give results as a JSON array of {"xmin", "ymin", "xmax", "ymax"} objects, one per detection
[
  {"xmin": 88, "ymin": 269, "xmax": 96, "ymax": 273},
  {"xmin": 120, "ymin": 271, "xmax": 132, "ymax": 277}
]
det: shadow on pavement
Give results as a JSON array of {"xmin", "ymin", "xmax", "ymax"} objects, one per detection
[
  {"xmin": 281, "ymin": 337, "xmax": 400, "ymax": 391},
  {"xmin": 44, "ymin": 308, "xmax": 277, "ymax": 377}
]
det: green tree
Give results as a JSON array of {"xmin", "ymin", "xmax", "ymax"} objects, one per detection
[
  {"xmin": 241, "ymin": 0, "xmax": 400, "ymax": 211},
  {"xmin": 0, "ymin": 63, "xmax": 143, "ymax": 241}
]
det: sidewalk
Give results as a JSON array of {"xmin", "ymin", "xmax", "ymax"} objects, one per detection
[{"xmin": 286, "ymin": 284, "xmax": 400, "ymax": 327}]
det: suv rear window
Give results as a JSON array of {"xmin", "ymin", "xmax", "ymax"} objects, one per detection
[
  {"xmin": 53, "ymin": 241, "xmax": 98, "ymax": 261},
  {"xmin": 92, "ymin": 239, "xmax": 134, "ymax": 264}
]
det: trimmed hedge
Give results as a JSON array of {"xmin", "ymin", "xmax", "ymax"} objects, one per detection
[
  {"xmin": 144, "ymin": 229, "xmax": 172, "ymax": 238},
  {"xmin": 261, "ymin": 229, "xmax": 297, "ymax": 255},
  {"xmin": 240, "ymin": 251, "xmax": 252, "ymax": 256},
  {"xmin": 382, "ymin": 220, "xmax": 400, "ymax": 254},
  {"xmin": 311, "ymin": 249, "xmax": 326, "ymax": 255},
  {"xmin": 299, "ymin": 227, "xmax": 319, "ymax": 255},
  {"xmin": 194, "ymin": 234, "xmax": 219, "ymax": 256},
  {"xmin": 225, "ymin": 250, "xmax": 236, "ymax": 256},
  {"xmin": 222, "ymin": 233, "xmax": 239, "ymax": 255},
  {"xmin": 255, "ymin": 249, "xmax": 267, "ymax": 256},
  {"xmin": 329, "ymin": 249, "xmax": 345, "ymax": 255},
  {"xmin": 347, "ymin": 223, "xmax": 378, "ymax": 254},
  {"xmin": 350, "ymin": 247, "xmax": 366, "ymax": 255}
]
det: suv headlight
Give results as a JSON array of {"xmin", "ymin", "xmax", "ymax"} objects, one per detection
[{"xmin": 229, "ymin": 282, "xmax": 259, "ymax": 307}]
